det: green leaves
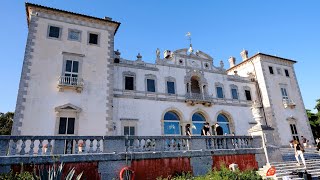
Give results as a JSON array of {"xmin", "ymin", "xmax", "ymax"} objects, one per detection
[
  {"xmin": 306, "ymin": 99, "xmax": 320, "ymax": 139},
  {"xmin": 0, "ymin": 112, "xmax": 14, "ymax": 135},
  {"xmin": 36, "ymin": 162, "xmax": 83, "ymax": 180}
]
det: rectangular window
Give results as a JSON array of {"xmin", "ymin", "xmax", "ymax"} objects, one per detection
[
  {"xmin": 290, "ymin": 124, "xmax": 299, "ymax": 141},
  {"xmin": 89, "ymin": 33, "xmax": 99, "ymax": 45},
  {"xmin": 281, "ymin": 87, "xmax": 288, "ymax": 100},
  {"xmin": 58, "ymin": 117, "xmax": 75, "ymax": 135},
  {"xmin": 147, "ymin": 79, "xmax": 155, "ymax": 92},
  {"xmin": 276, "ymin": 68, "xmax": 282, "ymax": 75},
  {"xmin": 68, "ymin": 29, "xmax": 81, "ymax": 41},
  {"xmin": 124, "ymin": 126, "xmax": 135, "ymax": 145},
  {"xmin": 245, "ymin": 90, "xmax": 252, "ymax": 101},
  {"xmin": 124, "ymin": 126, "xmax": 135, "ymax": 136},
  {"xmin": 216, "ymin": 87, "xmax": 224, "ymax": 98},
  {"xmin": 268, "ymin": 66, "xmax": 274, "ymax": 74},
  {"xmin": 167, "ymin": 81, "xmax": 175, "ymax": 94},
  {"xmin": 125, "ymin": 76, "xmax": 134, "ymax": 90},
  {"xmin": 48, "ymin": 25, "xmax": 61, "ymax": 38},
  {"xmin": 64, "ymin": 60, "xmax": 79, "ymax": 85},
  {"xmin": 231, "ymin": 88, "xmax": 238, "ymax": 99},
  {"xmin": 284, "ymin": 69, "xmax": 290, "ymax": 77}
]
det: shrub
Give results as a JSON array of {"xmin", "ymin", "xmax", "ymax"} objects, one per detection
[
  {"xmin": 0, "ymin": 163, "xmax": 83, "ymax": 180},
  {"xmin": 157, "ymin": 165, "xmax": 262, "ymax": 180},
  {"xmin": 0, "ymin": 171, "xmax": 34, "ymax": 180}
]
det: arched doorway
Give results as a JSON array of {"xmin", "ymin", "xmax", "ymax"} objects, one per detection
[
  {"xmin": 217, "ymin": 114, "xmax": 230, "ymax": 134},
  {"xmin": 163, "ymin": 111, "xmax": 181, "ymax": 135},
  {"xmin": 192, "ymin": 112, "xmax": 206, "ymax": 135}
]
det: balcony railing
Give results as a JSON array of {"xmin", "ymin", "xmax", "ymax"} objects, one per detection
[
  {"xmin": 185, "ymin": 93, "xmax": 213, "ymax": 106},
  {"xmin": 282, "ymin": 98, "xmax": 296, "ymax": 109},
  {"xmin": 57, "ymin": 76, "xmax": 84, "ymax": 93},
  {"xmin": 0, "ymin": 135, "xmax": 257, "ymax": 156}
]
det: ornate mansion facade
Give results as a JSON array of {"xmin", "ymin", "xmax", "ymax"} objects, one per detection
[{"xmin": 12, "ymin": 3, "xmax": 314, "ymax": 146}]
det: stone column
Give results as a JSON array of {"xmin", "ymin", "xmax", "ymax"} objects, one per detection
[
  {"xmin": 103, "ymin": 136, "xmax": 127, "ymax": 153},
  {"xmin": 0, "ymin": 137, "xmax": 11, "ymax": 173},
  {"xmin": 248, "ymin": 101, "xmax": 283, "ymax": 168},
  {"xmin": 0, "ymin": 137, "xmax": 9, "ymax": 156},
  {"xmin": 200, "ymin": 85, "xmax": 204, "ymax": 100}
]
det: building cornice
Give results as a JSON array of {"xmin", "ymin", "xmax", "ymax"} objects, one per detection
[
  {"xmin": 227, "ymin": 53, "xmax": 297, "ymax": 72},
  {"xmin": 25, "ymin": 3, "xmax": 121, "ymax": 34}
]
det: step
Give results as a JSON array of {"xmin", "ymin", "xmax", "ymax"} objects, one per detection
[
  {"xmin": 276, "ymin": 167, "xmax": 320, "ymax": 176},
  {"xmin": 276, "ymin": 164, "xmax": 319, "ymax": 171},
  {"xmin": 277, "ymin": 171, "xmax": 320, "ymax": 180},
  {"xmin": 272, "ymin": 159, "xmax": 320, "ymax": 166}
]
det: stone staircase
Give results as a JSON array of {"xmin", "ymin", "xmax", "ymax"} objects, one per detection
[{"xmin": 259, "ymin": 147, "xmax": 320, "ymax": 179}]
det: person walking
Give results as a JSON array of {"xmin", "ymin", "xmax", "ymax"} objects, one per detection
[
  {"xmin": 293, "ymin": 140, "xmax": 306, "ymax": 168},
  {"xmin": 215, "ymin": 123, "xmax": 223, "ymax": 135},
  {"xmin": 316, "ymin": 138, "xmax": 320, "ymax": 152}
]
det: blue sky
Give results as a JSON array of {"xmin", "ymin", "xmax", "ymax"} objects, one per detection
[{"xmin": 1, "ymin": 0, "xmax": 319, "ymax": 112}]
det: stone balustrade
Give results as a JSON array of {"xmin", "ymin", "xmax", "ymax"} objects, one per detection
[
  {"xmin": 0, "ymin": 135, "xmax": 266, "ymax": 178},
  {"xmin": 0, "ymin": 135, "xmax": 255, "ymax": 156},
  {"xmin": 0, "ymin": 135, "xmax": 103, "ymax": 156}
]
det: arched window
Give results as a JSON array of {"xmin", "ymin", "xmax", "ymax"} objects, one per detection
[
  {"xmin": 192, "ymin": 112, "xmax": 206, "ymax": 135},
  {"xmin": 163, "ymin": 111, "xmax": 181, "ymax": 135},
  {"xmin": 191, "ymin": 76, "xmax": 200, "ymax": 94},
  {"xmin": 217, "ymin": 114, "xmax": 230, "ymax": 134}
]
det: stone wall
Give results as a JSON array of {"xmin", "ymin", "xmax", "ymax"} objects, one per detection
[{"xmin": 0, "ymin": 135, "xmax": 266, "ymax": 179}]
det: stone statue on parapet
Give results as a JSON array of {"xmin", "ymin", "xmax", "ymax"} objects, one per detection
[
  {"xmin": 220, "ymin": 60, "xmax": 224, "ymax": 69},
  {"xmin": 156, "ymin": 48, "xmax": 160, "ymax": 59}
]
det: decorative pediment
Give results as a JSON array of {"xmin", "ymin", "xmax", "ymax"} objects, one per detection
[
  {"xmin": 173, "ymin": 48, "xmax": 213, "ymax": 60},
  {"xmin": 55, "ymin": 103, "xmax": 82, "ymax": 113},
  {"xmin": 286, "ymin": 116, "xmax": 297, "ymax": 122}
]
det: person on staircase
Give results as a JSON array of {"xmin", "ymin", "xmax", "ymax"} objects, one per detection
[
  {"xmin": 316, "ymin": 138, "xmax": 320, "ymax": 152},
  {"xmin": 301, "ymin": 136, "xmax": 308, "ymax": 148},
  {"xmin": 293, "ymin": 140, "xmax": 306, "ymax": 168}
]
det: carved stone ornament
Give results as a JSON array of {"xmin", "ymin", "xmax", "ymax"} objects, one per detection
[
  {"xmin": 156, "ymin": 48, "xmax": 160, "ymax": 59},
  {"xmin": 251, "ymin": 100, "xmax": 263, "ymax": 125},
  {"xmin": 220, "ymin": 60, "xmax": 224, "ymax": 69}
]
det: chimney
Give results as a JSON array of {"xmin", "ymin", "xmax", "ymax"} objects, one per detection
[
  {"xmin": 240, "ymin": 49, "xmax": 248, "ymax": 61},
  {"xmin": 104, "ymin": 16, "xmax": 112, "ymax": 21},
  {"xmin": 228, "ymin": 56, "xmax": 236, "ymax": 68}
]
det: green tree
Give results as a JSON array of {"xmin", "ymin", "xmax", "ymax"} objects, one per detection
[
  {"xmin": 307, "ymin": 99, "xmax": 320, "ymax": 139},
  {"xmin": 315, "ymin": 99, "xmax": 320, "ymax": 112},
  {"xmin": 0, "ymin": 112, "xmax": 14, "ymax": 135}
]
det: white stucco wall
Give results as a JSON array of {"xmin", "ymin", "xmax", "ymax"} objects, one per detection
[
  {"xmin": 113, "ymin": 98, "xmax": 254, "ymax": 136},
  {"xmin": 20, "ymin": 13, "xmax": 114, "ymax": 135},
  {"xmin": 260, "ymin": 59, "xmax": 314, "ymax": 145},
  {"xmin": 229, "ymin": 55, "xmax": 314, "ymax": 146}
]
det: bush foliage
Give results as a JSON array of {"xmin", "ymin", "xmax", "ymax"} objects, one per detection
[{"xmin": 157, "ymin": 165, "xmax": 262, "ymax": 180}]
